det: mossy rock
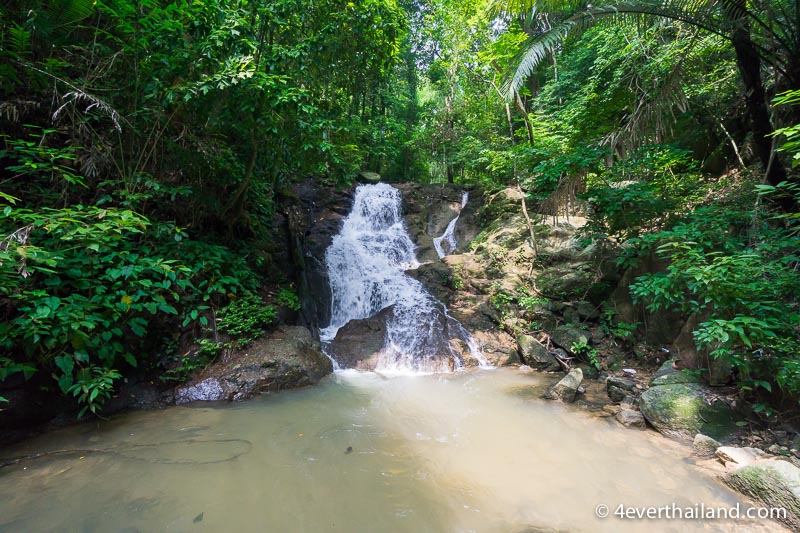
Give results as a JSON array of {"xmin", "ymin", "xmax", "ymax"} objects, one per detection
[
  {"xmin": 538, "ymin": 264, "xmax": 595, "ymax": 300},
  {"xmin": 638, "ymin": 383, "xmax": 737, "ymax": 441},
  {"xmin": 650, "ymin": 369, "xmax": 703, "ymax": 386},
  {"xmin": 725, "ymin": 460, "xmax": 800, "ymax": 530},
  {"xmin": 517, "ymin": 334, "xmax": 559, "ymax": 370},
  {"xmin": 550, "ymin": 326, "xmax": 591, "ymax": 354}
]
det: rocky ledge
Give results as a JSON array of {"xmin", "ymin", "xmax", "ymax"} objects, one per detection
[{"xmin": 175, "ymin": 326, "xmax": 333, "ymax": 403}]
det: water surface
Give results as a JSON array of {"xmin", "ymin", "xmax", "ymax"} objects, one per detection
[{"xmin": 0, "ymin": 369, "xmax": 782, "ymax": 532}]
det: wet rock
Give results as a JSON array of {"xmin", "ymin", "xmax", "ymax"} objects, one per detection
[
  {"xmin": 175, "ymin": 326, "xmax": 332, "ymax": 403},
  {"xmin": 692, "ymin": 434, "xmax": 722, "ymax": 458},
  {"xmin": 550, "ymin": 326, "xmax": 591, "ymax": 355},
  {"xmin": 328, "ymin": 306, "xmax": 394, "ymax": 370},
  {"xmin": 616, "ymin": 408, "xmax": 646, "ymax": 428},
  {"xmin": 725, "ymin": 460, "xmax": 800, "ymax": 530},
  {"xmin": 638, "ymin": 383, "xmax": 737, "ymax": 441},
  {"xmin": 406, "ymin": 262, "xmax": 453, "ymax": 304},
  {"xmin": 544, "ymin": 368, "xmax": 583, "ymax": 402},
  {"xmin": 607, "ymin": 376, "xmax": 636, "ymax": 391},
  {"xmin": 517, "ymin": 335, "xmax": 559, "ymax": 370},
  {"xmin": 716, "ymin": 446, "xmax": 765, "ymax": 467},
  {"xmin": 286, "ymin": 180, "xmax": 353, "ymax": 329}
]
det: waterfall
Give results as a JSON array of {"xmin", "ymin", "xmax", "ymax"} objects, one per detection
[
  {"xmin": 433, "ymin": 191, "xmax": 469, "ymax": 258},
  {"xmin": 320, "ymin": 184, "xmax": 487, "ymax": 373}
]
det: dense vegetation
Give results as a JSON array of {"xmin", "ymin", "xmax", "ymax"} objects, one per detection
[{"xmin": 1, "ymin": 0, "xmax": 798, "ymax": 419}]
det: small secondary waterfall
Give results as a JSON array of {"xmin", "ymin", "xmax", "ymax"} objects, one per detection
[
  {"xmin": 433, "ymin": 191, "xmax": 469, "ymax": 258},
  {"xmin": 320, "ymin": 183, "xmax": 486, "ymax": 373}
]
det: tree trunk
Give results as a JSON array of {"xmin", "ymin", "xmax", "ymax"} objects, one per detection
[{"xmin": 726, "ymin": 6, "xmax": 795, "ymax": 210}]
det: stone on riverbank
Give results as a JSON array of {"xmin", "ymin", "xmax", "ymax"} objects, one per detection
[
  {"xmin": 616, "ymin": 407, "xmax": 646, "ymax": 428},
  {"xmin": 517, "ymin": 335, "xmax": 559, "ymax": 371},
  {"xmin": 638, "ymin": 383, "xmax": 737, "ymax": 441},
  {"xmin": 175, "ymin": 326, "xmax": 332, "ymax": 403},
  {"xmin": 724, "ymin": 460, "xmax": 800, "ymax": 530},
  {"xmin": 544, "ymin": 368, "xmax": 583, "ymax": 402},
  {"xmin": 692, "ymin": 434, "xmax": 722, "ymax": 458}
]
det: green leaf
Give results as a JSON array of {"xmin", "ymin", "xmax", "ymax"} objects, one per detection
[{"xmin": 54, "ymin": 354, "xmax": 74, "ymax": 376}]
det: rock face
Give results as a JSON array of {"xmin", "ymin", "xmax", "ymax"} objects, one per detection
[
  {"xmin": 396, "ymin": 183, "xmax": 482, "ymax": 263},
  {"xmin": 175, "ymin": 326, "xmax": 332, "ymax": 403},
  {"xmin": 284, "ymin": 180, "xmax": 354, "ymax": 331},
  {"xmin": 725, "ymin": 460, "xmax": 800, "ymax": 530},
  {"xmin": 517, "ymin": 335, "xmax": 559, "ymax": 370},
  {"xmin": 544, "ymin": 368, "xmax": 584, "ymax": 402},
  {"xmin": 638, "ymin": 383, "xmax": 736, "ymax": 440}
]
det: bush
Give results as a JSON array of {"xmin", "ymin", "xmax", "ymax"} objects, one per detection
[{"xmin": 628, "ymin": 200, "xmax": 800, "ymax": 397}]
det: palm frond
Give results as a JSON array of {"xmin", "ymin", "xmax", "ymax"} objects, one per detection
[
  {"xmin": 603, "ymin": 60, "xmax": 689, "ymax": 156},
  {"xmin": 603, "ymin": 29, "xmax": 721, "ymax": 156},
  {"xmin": 504, "ymin": 18, "xmax": 578, "ymax": 97}
]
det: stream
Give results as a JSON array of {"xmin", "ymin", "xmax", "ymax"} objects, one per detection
[{"xmin": 0, "ymin": 369, "xmax": 779, "ymax": 532}]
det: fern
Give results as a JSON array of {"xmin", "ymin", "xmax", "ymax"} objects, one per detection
[{"xmin": 8, "ymin": 24, "xmax": 31, "ymax": 55}]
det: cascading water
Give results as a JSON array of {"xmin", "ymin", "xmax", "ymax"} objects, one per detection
[
  {"xmin": 320, "ymin": 183, "xmax": 487, "ymax": 373},
  {"xmin": 433, "ymin": 191, "xmax": 469, "ymax": 258}
]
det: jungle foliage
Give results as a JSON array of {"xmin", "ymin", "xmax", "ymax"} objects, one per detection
[
  {"xmin": 1, "ymin": 0, "xmax": 799, "ymax": 416},
  {"xmin": 0, "ymin": 0, "xmax": 406, "ymax": 413}
]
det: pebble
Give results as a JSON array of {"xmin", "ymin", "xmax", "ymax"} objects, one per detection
[{"xmin": 622, "ymin": 368, "xmax": 637, "ymax": 375}]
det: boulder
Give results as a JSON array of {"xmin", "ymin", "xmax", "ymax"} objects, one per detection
[
  {"xmin": 544, "ymin": 368, "xmax": 584, "ymax": 402},
  {"xmin": 175, "ymin": 326, "xmax": 332, "ymax": 403},
  {"xmin": 517, "ymin": 335, "xmax": 559, "ymax": 370},
  {"xmin": 550, "ymin": 326, "xmax": 591, "ymax": 355},
  {"xmin": 638, "ymin": 383, "xmax": 737, "ymax": 440},
  {"xmin": 716, "ymin": 446, "xmax": 765, "ymax": 467},
  {"xmin": 649, "ymin": 359, "xmax": 702, "ymax": 386},
  {"xmin": 607, "ymin": 376, "xmax": 636, "ymax": 403},
  {"xmin": 328, "ymin": 306, "xmax": 394, "ymax": 370},
  {"xmin": 616, "ymin": 408, "xmax": 646, "ymax": 428},
  {"xmin": 725, "ymin": 460, "xmax": 800, "ymax": 530},
  {"xmin": 357, "ymin": 171, "xmax": 381, "ymax": 183},
  {"xmin": 575, "ymin": 300, "xmax": 599, "ymax": 320},
  {"xmin": 576, "ymin": 363, "xmax": 599, "ymax": 380},
  {"xmin": 692, "ymin": 434, "xmax": 722, "ymax": 458}
]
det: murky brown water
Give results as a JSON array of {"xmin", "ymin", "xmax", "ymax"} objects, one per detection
[{"xmin": 0, "ymin": 369, "xmax": 784, "ymax": 532}]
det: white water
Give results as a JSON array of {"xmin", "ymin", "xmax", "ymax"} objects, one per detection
[
  {"xmin": 433, "ymin": 190, "xmax": 469, "ymax": 258},
  {"xmin": 320, "ymin": 184, "xmax": 486, "ymax": 373}
]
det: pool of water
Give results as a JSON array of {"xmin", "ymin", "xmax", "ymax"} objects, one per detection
[{"xmin": 0, "ymin": 369, "xmax": 783, "ymax": 532}]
